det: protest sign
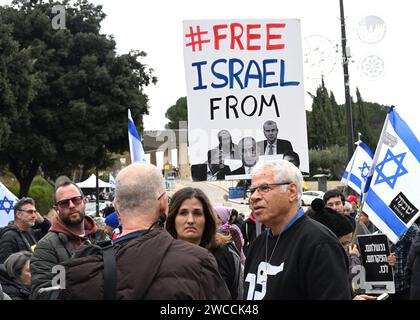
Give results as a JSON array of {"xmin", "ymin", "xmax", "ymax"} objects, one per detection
[
  {"xmin": 357, "ymin": 233, "xmax": 395, "ymax": 294},
  {"xmin": 183, "ymin": 20, "xmax": 309, "ymax": 181}
]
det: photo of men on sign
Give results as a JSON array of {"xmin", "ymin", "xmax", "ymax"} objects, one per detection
[
  {"xmin": 184, "ymin": 19, "xmax": 309, "ymax": 182},
  {"xmin": 257, "ymin": 120, "xmax": 294, "ymax": 156},
  {"xmin": 228, "ymin": 137, "xmax": 258, "ymax": 176},
  {"xmin": 191, "ymin": 125, "xmax": 300, "ymax": 181},
  {"xmin": 207, "ymin": 129, "xmax": 240, "ymax": 164}
]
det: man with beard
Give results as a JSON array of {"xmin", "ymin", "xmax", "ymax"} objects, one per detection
[
  {"xmin": 0, "ymin": 198, "xmax": 50, "ymax": 263},
  {"xmin": 30, "ymin": 181, "xmax": 106, "ymax": 299}
]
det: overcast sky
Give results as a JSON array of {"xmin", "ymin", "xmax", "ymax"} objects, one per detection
[{"xmin": 2, "ymin": 0, "xmax": 420, "ymax": 135}]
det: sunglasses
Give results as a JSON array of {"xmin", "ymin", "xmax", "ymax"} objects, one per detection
[
  {"xmin": 18, "ymin": 209, "xmax": 38, "ymax": 215},
  {"xmin": 56, "ymin": 196, "xmax": 84, "ymax": 209}
]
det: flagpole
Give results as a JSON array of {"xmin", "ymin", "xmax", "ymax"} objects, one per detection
[
  {"xmin": 345, "ymin": 140, "xmax": 361, "ymax": 188},
  {"xmin": 351, "ymin": 108, "xmax": 392, "ymax": 245}
]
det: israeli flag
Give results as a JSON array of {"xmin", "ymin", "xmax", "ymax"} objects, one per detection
[
  {"xmin": 341, "ymin": 141, "xmax": 373, "ymax": 195},
  {"xmin": 109, "ymin": 173, "xmax": 116, "ymax": 188},
  {"xmin": 0, "ymin": 182, "xmax": 19, "ymax": 227},
  {"xmin": 363, "ymin": 107, "xmax": 420, "ymax": 244},
  {"xmin": 128, "ymin": 109, "xmax": 147, "ymax": 164}
]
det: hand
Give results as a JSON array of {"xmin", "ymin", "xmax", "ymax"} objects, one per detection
[
  {"xmin": 353, "ymin": 294, "xmax": 377, "ymax": 300},
  {"xmin": 387, "ymin": 252, "xmax": 396, "ymax": 266},
  {"xmin": 348, "ymin": 244, "xmax": 360, "ymax": 257},
  {"xmin": 34, "ymin": 210, "xmax": 45, "ymax": 224}
]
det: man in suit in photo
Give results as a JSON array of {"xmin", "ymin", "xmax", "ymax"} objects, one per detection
[
  {"xmin": 257, "ymin": 120, "xmax": 293, "ymax": 156},
  {"xmin": 207, "ymin": 129, "xmax": 240, "ymax": 165},
  {"xmin": 191, "ymin": 148, "xmax": 231, "ymax": 181},
  {"xmin": 229, "ymin": 137, "xmax": 258, "ymax": 176}
]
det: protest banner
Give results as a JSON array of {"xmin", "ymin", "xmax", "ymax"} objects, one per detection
[
  {"xmin": 183, "ymin": 19, "xmax": 309, "ymax": 181},
  {"xmin": 357, "ymin": 233, "xmax": 395, "ymax": 294}
]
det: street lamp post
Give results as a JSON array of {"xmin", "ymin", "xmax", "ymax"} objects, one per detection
[{"xmin": 339, "ymin": 0, "xmax": 355, "ymax": 161}]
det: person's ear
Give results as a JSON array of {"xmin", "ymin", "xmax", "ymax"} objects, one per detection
[
  {"xmin": 159, "ymin": 193, "xmax": 169, "ymax": 214},
  {"xmin": 113, "ymin": 200, "xmax": 120, "ymax": 218},
  {"xmin": 288, "ymin": 183, "xmax": 298, "ymax": 203}
]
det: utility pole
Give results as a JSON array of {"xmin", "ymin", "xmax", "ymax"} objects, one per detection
[{"xmin": 339, "ymin": 0, "xmax": 354, "ymax": 161}]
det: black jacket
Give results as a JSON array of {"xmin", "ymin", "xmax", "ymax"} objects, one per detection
[
  {"xmin": 407, "ymin": 230, "xmax": 420, "ymax": 299},
  {"xmin": 212, "ymin": 242, "xmax": 243, "ymax": 300},
  {"xmin": 243, "ymin": 214, "xmax": 351, "ymax": 300},
  {"xmin": 0, "ymin": 219, "xmax": 51, "ymax": 263},
  {"xmin": 240, "ymin": 217, "xmax": 265, "ymax": 256}
]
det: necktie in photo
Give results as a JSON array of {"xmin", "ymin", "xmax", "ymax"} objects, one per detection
[{"xmin": 268, "ymin": 144, "xmax": 274, "ymax": 155}]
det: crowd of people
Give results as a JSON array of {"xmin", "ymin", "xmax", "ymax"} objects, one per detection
[{"xmin": 1, "ymin": 159, "xmax": 420, "ymax": 300}]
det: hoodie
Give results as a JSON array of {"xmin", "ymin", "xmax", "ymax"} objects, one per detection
[{"xmin": 49, "ymin": 215, "xmax": 98, "ymax": 251}]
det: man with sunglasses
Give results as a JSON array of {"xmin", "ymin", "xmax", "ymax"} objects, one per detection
[
  {"xmin": 59, "ymin": 163, "xmax": 230, "ymax": 299},
  {"xmin": 243, "ymin": 159, "xmax": 351, "ymax": 300},
  {"xmin": 0, "ymin": 197, "xmax": 50, "ymax": 263},
  {"xmin": 30, "ymin": 181, "xmax": 107, "ymax": 299}
]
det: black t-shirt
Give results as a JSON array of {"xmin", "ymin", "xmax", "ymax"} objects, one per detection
[{"xmin": 244, "ymin": 214, "xmax": 351, "ymax": 300}]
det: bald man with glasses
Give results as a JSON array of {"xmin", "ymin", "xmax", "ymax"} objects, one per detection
[
  {"xmin": 243, "ymin": 159, "xmax": 351, "ymax": 300},
  {"xmin": 30, "ymin": 181, "xmax": 107, "ymax": 299},
  {"xmin": 0, "ymin": 197, "xmax": 51, "ymax": 263}
]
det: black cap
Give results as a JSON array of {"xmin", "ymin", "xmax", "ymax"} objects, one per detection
[{"xmin": 308, "ymin": 199, "xmax": 354, "ymax": 238}]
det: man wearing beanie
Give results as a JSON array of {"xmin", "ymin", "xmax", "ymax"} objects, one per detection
[
  {"xmin": 308, "ymin": 199, "xmax": 376, "ymax": 300},
  {"xmin": 104, "ymin": 211, "xmax": 121, "ymax": 240},
  {"xmin": 30, "ymin": 181, "xmax": 106, "ymax": 299}
]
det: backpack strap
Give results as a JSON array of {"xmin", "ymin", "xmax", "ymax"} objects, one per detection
[{"xmin": 98, "ymin": 240, "xmax": 117, "ymax": 300}]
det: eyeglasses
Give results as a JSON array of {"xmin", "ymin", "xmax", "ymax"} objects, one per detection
[
  {"xmin": 18, "ymin": 209, "xmax": 37, "ymax": 215},
  {"xmin": 246, "ymin": 182, "xmax": 291, "ymax": 198},
  {"xmin": 56, "ymin": 196, "xmax": 84, "ymax": 209}
]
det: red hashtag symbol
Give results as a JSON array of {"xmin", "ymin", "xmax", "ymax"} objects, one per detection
[{"xmin": 185, "ymin": 25, "xmax": 210, "ymax": 52}]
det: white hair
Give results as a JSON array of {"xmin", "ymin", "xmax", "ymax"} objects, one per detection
[
  {"xmin": 115, "ymin": 163, "xmax": 165, "ymax": 213},
  {"xmin": 344, "ymin": 201, "xmax": 352, "ymax": 213},
  {"xmin": 251, "ymin": 159, "xmax": 303, "ymax": 205}
]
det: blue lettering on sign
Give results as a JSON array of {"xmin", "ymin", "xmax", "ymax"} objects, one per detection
[{"xmin": 192, "ymin": 58, "xmax": 300, "ymax": 90}]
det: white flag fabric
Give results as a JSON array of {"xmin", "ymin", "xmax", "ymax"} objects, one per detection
[
  {"xmin": 363, "ymin": 107, "xmax": 420, "ymax": 244},
  {"xmin": 0, "ymin": 182, "xmax": 19, "ymax": 227},
  {"xmin": 109, "ymin": 173, "xmax": 116, "ymax": 188},
  {"xmin": 341, "ymin": 141, "xmax": 373, "ymax": 195},
  {"xmin": 128, "ymin": 109, "xmax": 147, "ymax": 164}
]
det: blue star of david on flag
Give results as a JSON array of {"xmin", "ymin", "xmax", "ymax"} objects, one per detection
[
  {"xmin": 374, "ymin": 149, "xmax": 408, "ymax": 189},
  {"xmin": 0, "ymin": 196, "xmax": 14, "ymax": 215},
  {"xmin": 359, "ymin": 162, "xmax": 370, "ymax": 181}
]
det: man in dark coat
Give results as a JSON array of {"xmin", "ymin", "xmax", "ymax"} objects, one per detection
[
  {"xmin": 191, "ymin": 148, "xmax": 231, "ymax": 181},
  {"xmin": 60, "ymin": 163, "xmax": 230, "ymax": 299},
  {"xmin": 30, "ymin": 181, "xmax": 107, "ymax": 299},
  {"xmin": 0, "ymin": 197, "xmax": 50, "ymax": 263},
  {"xmin": 257, "ymin": 120, "xmax": 293, "ymax": 156}
]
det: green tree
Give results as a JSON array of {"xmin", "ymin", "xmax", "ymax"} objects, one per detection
[
  {"xmin": 0, "ymin": 0, "xmax": 156, "ymax": 197},
  {"xmin": 165, "ymin": 96, "xmax": 187, "ymax": 129},
  {"xmin": 0, "ymin": 21, "xmax": 38, "ymax": 150}
]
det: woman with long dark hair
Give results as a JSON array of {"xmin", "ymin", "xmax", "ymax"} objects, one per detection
[{"xmin": 166, "ymin": 187, "xmax": 243, "ymax": 299}]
